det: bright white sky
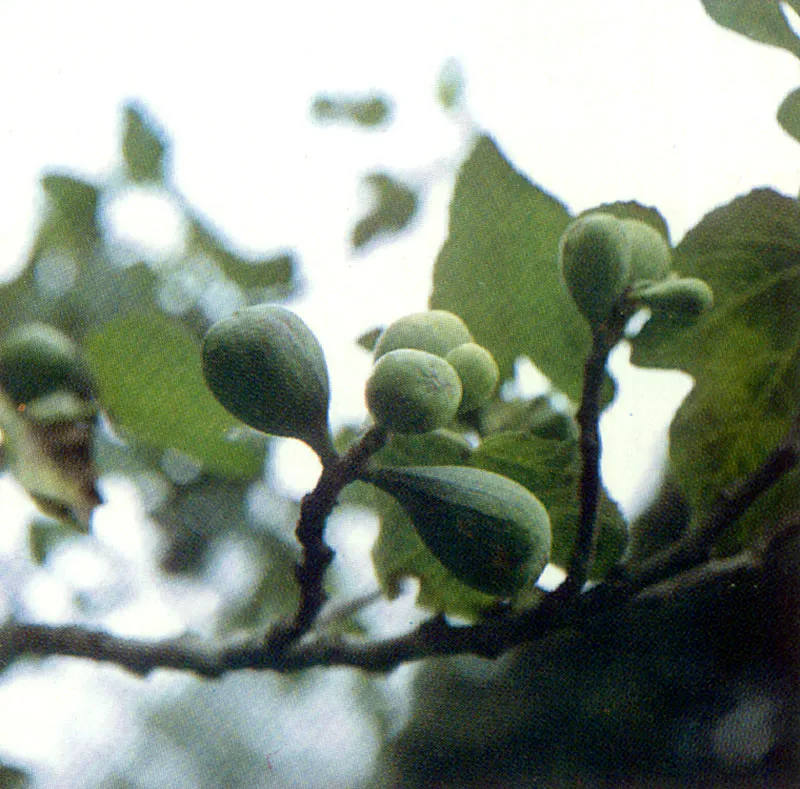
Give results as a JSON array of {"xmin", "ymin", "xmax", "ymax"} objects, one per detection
[{"xmin": 0, "ymin": 0, "xmax": 798, "ymax": 782}]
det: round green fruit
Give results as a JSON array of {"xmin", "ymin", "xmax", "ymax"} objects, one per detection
[
  {"xmin": 445, "ymin": 342, "xmax": 499, "ymax": 413},
  {"xmin": 0, "ymin": 323, "xmax": 93, "ymax": 406},
  {"xmin": 373, "ymin": 310, "xmax": 473, "ymax": 360},
  {"xmin": 366, "ymin": 465, "xmax": 552, "ymax": 597},
  {"xmin": 558, "ymin": 213, "xmax": 632, "ymax": 328},
  {"xmin": 201, "ymin": 305, "xmax": 334, "ymax": 460},
  {"xmin": 622, "ymin": 219, "xmax": 672, "ymax": 285},
  {"xmin": 366, "ymin": 349, "xmax": 462, "ymax": 434}
]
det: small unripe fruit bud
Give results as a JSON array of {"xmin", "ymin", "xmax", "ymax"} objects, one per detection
[
  {"xmin": 366, "ymin": 349, "xmax": 462, "ymax": 434},
  {"xmin": 558, "ymin": 213, "xmax": 631, "ymax": 327},
  {"xmin": 373, "ymin": 310, "xmax": 473, "ymax": 360},
  {"xmin": 201, "ymin": 305, "xmax": 334, "ymax": 461},
  {"xmin": 445, "ymin": 342, "xmax": 499, "ymax": 413},
  {"xmin": 622, "ymin": 219, "xmax": 672, "ymax": 285},
  {"xmin": 365, "ymin": 465, "xmax": 552, "ymax": 596},
  {"xmin": 633, "ymin": 276, "xmax": 714, "ymax": 321}
]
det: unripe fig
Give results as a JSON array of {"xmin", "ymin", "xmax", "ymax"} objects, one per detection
[
  {"xmin": 366, "ymin": 465, "xmax": 551, "ymax": 596},
  {"xmin": 621, "ymin": 219, "xmax": 672, "ymax": 285},
  {"xmin": 0, "ymin": 324, "xmax": 100, "ymax": 531},
  {"xmin": 201, "ymin": 305, "xmax": 334, "ymax": 461},
  {"xmin": 633, "ymin": 276, "xmax": 714, "ymax": 320},
  {"xmin": 558, "ymin": 213, "xmax": 631, "ymax": 327},
  {"xmin": 445, "ymin": 342, "xmax": 499, "ymax": 413},
  {"xmin": 366, "ymin": 349, "xmax": 462, "ymax": 434},
  {"xmin": 373, "ymin": 310, "xmax": 473, "ymax": 360},
  {"xmin": 0, "ymin": 323, "xmax": 93, "ymax": 406}
]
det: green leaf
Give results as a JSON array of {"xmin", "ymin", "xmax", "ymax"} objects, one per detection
[
  {"xmin": 40, "ymin": 173, "xmax": 99, "ymax": 238},
  {"xmin": 430, "ymin": 135, "xmax": 587, "ymax": 401},
  {"xmin": 84, "ymin": 311, "xmax": 264, "ymax": 480},
  {"xmin": 310, "ymin": 94, "xmax": 393, "ymax": 127},
  {"xmin": 777, "ymin": 86, "xmax": 800, "ymax": 144},
  {"xmin": 122, "ymin": 101, "xmax": 169, "ymax": 183},
  {"xmin": 470, "ymin": 432, "xmax": 627, "ymax": 579},
  {"xmin": 351, "ymin": 173, "xmax": 419, "ymax": 250},
  {"xmin": 187, "ymin": 213, "xmax": 296, "ymax": 293},
  {"xmin": 631, "ymin": 188, "xmax": 800, "ymax": 552},
  {"xmin": 700, "ymin": 0, "xmax": 800, "ymax": 59}
]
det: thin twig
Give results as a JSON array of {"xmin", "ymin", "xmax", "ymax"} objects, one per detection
[{"xmin": 265, "ymin": 425, "xmax": 388, "ymax": 651}]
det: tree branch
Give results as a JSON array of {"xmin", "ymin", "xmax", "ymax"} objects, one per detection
[
  {"xmin": 1, "ymin": 532, "xmax": 783, "ymax": 678},
  {"xmin": 556, "ymin": 306, "xmax": 631, "ymax": 602},
  {"xmin": 620, "ymin": 409, "xmax": 800, "ymax": 592}
]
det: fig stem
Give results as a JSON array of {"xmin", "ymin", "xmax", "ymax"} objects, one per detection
[{"xmin": 265, "ymin": 424, "xmax": 388, "ymax": 653}]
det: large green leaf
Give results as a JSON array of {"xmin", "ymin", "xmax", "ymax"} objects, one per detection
[
  {"xmin": 471, "ymin": 432, "xmax": 627, "ymax": 580},
  {"xmin": 700, "ymin": 0, "xmax": 800, "ymax": 59},
  {"xmin": 631, "ymin": 189, "xmax": 800, "ymax": 552},
  {"xmin": 84, "ymin": 311, "xmax": 264, "ymax": 479},
  {"xmin": 430, "ymin": 135, "xmax": 586, "ymax": 400}
]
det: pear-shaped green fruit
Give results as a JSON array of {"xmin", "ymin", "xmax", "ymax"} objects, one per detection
[
  {"xmin": 366, "ymin": 465, "xmax": 551, "ymax": 596},
  {"xmin": 366, "ymin": 349, "xmax": 462, "ymax": 434},
  {"xmin": 622, "ymin": 219, "xmax": 672, "ymax": 285},
  {"xmin": 445, "ymin": 342, "xmax": 499, "ymax": 413},
  {"xmin": 373, "ymin": 310, "xmax": 473, "ymax": 360},
  {"xmin": 633, "ymin": 276, "xmax": 714, "ymax": 321},
  {"xmin": 201, "ymin": 305, "xmax": 334, "ymax": 461},
  {"xmin": 559, "ymin": 213, "xmax": 632, "ymax": 328},
  {"xmin": 0, "ymin": 323, "xmax": 94, "ymax": 406}
]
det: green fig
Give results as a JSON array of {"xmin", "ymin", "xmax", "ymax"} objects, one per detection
[
  {"xmin": 632, "ymin": 276, "xmax": 714, "ymax": 321},
  {"xmin": 373, "ymin": 310, "xmax": 473, "ymax": 360},
  {"xmin": 0, "ymin": 323, "xmax": 94, "ymax": 406},
  {"xmin": 558, "ymin": 213, "xmax": 632, "ymax": 328},
  {"xmin": 201, "ymin": 305, "xmax": 334, "ymax": 461},
  {"xmin": 366, "ymin": 349, "xmax": 462, "ymax": 434},
  {"xmin": 445, "ymin": 342, "xmax": 499, "ymax": 413},
  {"xmin": 0, "ymin": 323, "xmax": 101, "ymax": 531},
  {"xmin": 622, "ymin": 219, "xmax": 672, "ymax": 285},
  {"xmin": 366, "ymin": 465, "xmax": 551, "ymax": 596}
]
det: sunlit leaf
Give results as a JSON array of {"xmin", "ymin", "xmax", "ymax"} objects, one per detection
[
  {"xmin": 430, "ymin": 135, "xmax": 587, "ymax": 400},
  {"xmin": 84, "ymin": 311, "xmax": 264, "ymax": 479},
  {"xmin": 631, "ymin": 188, "xmax": 800, "ymax": 552},
  {"xmin": 122, "ymin": 101, "xmax": 169, "ymax": 183},
  {"xmin": 470, "ymin": 432, "xmax": 627, "ymax": 579},
  {"xmin": 700, "ymin": 0, "xmax": 800, "ymax": 59}
]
